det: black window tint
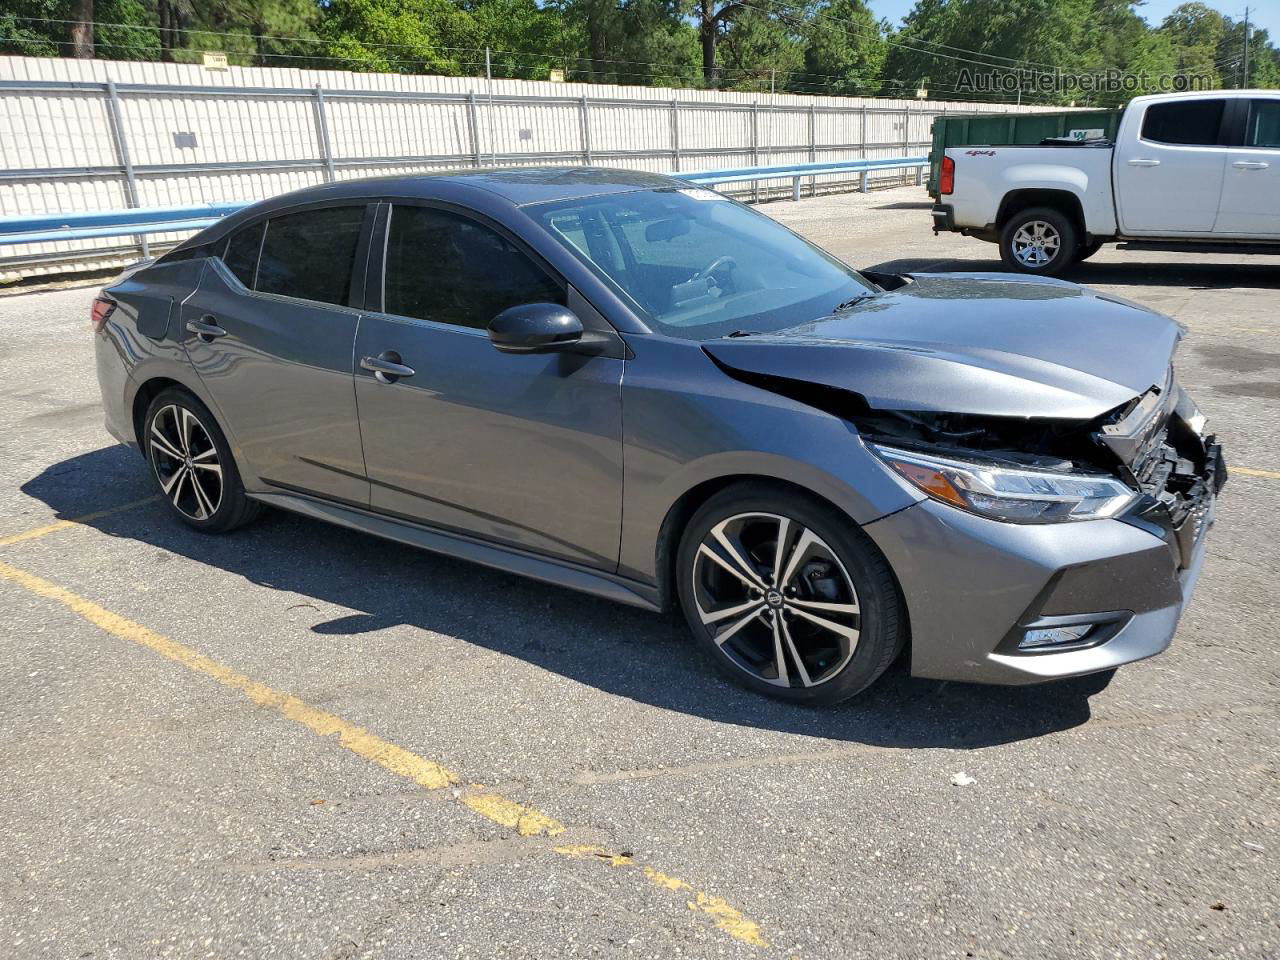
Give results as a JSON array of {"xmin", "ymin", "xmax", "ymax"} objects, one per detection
[
  {"xmin": 159, "ymin": 241, "xmax": 214, "ymax": 265},
  {"xmin": 384, "ymin": 205, "xmax": 563, "ymax": 329},
  {"xmin": 256, "ymin": 206, "xmax": 366, "ymax": 306},
  {"xmin": 221, "ymin": 221, "xmax": 264, "ymax": 288},
  {"xmin": 1247, "ymin": 99, "xmax": 1280, "ymax": 148},
  {"xmin": 1141, "ymin": 100, "xmax": 1225, "ymax": 146}
]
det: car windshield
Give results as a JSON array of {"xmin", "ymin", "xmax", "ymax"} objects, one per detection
[{"xmin": 530, "ymin": 187, "xmax": 875, "ymax": 341}]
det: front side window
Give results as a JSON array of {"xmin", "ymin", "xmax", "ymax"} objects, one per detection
[
  {"xmin": 531, "ymin": 187, "xmax": 874, "ymax": 341},
  {"xmin": 383, "ymin": 205, "xmax": 563, "ymax": 329},
  {"xmin": 254, "ymin": 205, "xmax": 367, "ymax": 306},
  {"xmin": 221, "ymin": 221, "xmax": 264, "ymax": 288},
  {"xmin": 1140, "ymin": 99, "xmax": 1226, "ymax": 146},
  {"xmin": 1247, "ymin": 99, "xmax": 1280, "ymax": 148}
]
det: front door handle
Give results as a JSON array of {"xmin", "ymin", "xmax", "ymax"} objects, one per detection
[
  {"xmin": 360, "ymin": 351, "xmax": 415, "ymax": 384},
  {"xmin": 1128, "ymin": 158, "xmax": 1161, "ymax": 167},
  {"xmin": 1232, "ymin": 160, "xmax": 1270, "ymax": 170},
  {"xmin": 186, "ymin": 316, "xmax": 227, "ymax": 342}
]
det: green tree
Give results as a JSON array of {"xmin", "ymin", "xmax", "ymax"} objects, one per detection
[
  {"xmin": 313, "ymin": 0, "xmax": 479, "ymax": 73},
  {"xmin": 1157, "ymin": 2, "xmax": 1225, "ymax": 85},
  {"xmin": 718, "ymin": 3, "xmax": 803, "ymax": 89},
  {"xmin": 794, "ymin": 0, "xmax": 887, "ymax": 94}
]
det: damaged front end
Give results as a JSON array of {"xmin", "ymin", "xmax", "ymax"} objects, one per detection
[{"xmin": 850, "ymin": 369, "xmax": 1226, "ymax": 568}]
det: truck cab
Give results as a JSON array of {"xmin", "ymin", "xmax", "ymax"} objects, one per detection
[{"xmin": 932, "ymin": 91, "xmax": 1280, "ymax": 275}]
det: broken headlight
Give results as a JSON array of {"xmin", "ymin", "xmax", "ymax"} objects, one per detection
[{"xmin": 871, "ymin": 444, "xmax": 1138, "ymax": 524}]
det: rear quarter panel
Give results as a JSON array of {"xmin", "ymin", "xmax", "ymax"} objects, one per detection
[
  {"xmin": 98, "ymin": 259, "xmax": 239, "ymax": 456},
  {"xmin": 945, "ymin": 146, "xmax": 1117, "ymax": 236}
]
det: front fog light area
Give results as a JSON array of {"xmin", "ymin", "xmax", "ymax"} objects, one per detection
[{"xmin": 1019, "ymin": 623, "xmax": 1094, "ymax": 649}]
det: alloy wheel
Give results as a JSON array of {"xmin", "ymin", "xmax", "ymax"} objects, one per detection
[
  {"xmin": 1011, "ymin": 220, "xmax": 1061, "ymax": 268},
  {"xmin": 691, "ymin": 512, "xmax": 860, "ymax": 688},
  {"xmin": 149, "ymin": 403, "xmax": 224, "ymax": 521}
]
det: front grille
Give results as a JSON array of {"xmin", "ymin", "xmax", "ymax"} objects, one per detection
[{"xmin": 1097, "ymin": 373, "xmax": 1224, "ymax": 568}]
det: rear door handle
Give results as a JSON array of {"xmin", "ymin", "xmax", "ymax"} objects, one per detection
[
  {"xmin": 1128, "ymin": 158, "xmax": 1161, "ymax": 167},
  {"xmin": 360, "ymin": 351, "xmax": 415, "ymax": 384},
  {"xmin": 1232, "ymin": 160, "xmax": 1270, "ymax": 170},
  {"xmin": 185, "ymin": 316, "xmax": 227, "ymax": 342}
]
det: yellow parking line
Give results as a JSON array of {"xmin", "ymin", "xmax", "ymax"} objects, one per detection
[
  {"xmin": 0, "ymin": 555, "xmax": 768, "ymax": 948},
  {"xmin": 0, "ymin": 496, "xmax": 157, "ymax": 548},
  {"xmin": 1233, "ymin": 466, "xmax": 1280, "ymax": 480},
  {"xmin": 556, "ymin": 845, "xmax": 769, "ymax": 946}
]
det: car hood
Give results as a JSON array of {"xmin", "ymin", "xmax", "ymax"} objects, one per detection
[{"xmin": 702, "ymin": 273, "xmax": 1181, "ymax": 420}]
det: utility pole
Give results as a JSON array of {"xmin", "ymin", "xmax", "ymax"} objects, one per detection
[{"xmin": 1242, "ymin": 6, "xmax": 1250, "ymax": 88}]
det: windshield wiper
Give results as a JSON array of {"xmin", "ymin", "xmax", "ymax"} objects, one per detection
[
  {"xmin": 832, "ymin": 293, "xmax": 878, "ymax": 313},
  {"xmin": 725, "ymin": 329, "xmax": 762, "ymax": 338}
]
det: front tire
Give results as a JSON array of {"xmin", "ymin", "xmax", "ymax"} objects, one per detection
[
  {"xmin": 675, "ymin": 483, "xmax": 904, "ymax": 705},
  {"xmin": 999, "ymin": 206, "xmax": 1079, "ymax": 277},
  {"xmin": 144, "ymin": 387, "xmax": 260, "ymax": 533}
]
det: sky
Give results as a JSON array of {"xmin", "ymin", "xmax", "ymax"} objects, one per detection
[{"xmin": 866, "ymin": 0, "xmax": 1278, "ymax": 39}]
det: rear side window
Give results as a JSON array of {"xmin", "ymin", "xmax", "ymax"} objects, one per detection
[
  {"xmin": 1247, "ymin": 99, "xmax": 1280, "ymax": 148},
  {"xmin": 1140, "ymin": 99, "xmax": 1226, "ymax": 146},
  {"xmin": 383, "ymin": 205, "xmax": 563, "ymax": 329},
  {"xmin": 255, "ymin": 206, "xmax": 367, "ymax": 306},
  {"xmin": 221, "ymin": 221, "xmax": 264, "ymax": 288}
]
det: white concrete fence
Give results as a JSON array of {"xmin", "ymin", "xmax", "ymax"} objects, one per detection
[{"xmin": 0, "ymin": 56, "xmax": 1045, "ymax": 280}]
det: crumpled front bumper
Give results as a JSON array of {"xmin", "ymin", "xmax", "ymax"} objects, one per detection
[{"xmin": 863, "ymin": 482, "xmax": 1219, "ymax": 686}]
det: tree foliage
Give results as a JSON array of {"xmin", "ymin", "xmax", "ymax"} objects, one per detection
[{"xmin": 1, "ymin": 0, "xmax": 1275, "ymax": 101}]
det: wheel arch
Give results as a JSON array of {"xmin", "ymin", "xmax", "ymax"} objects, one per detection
[
  {"xmin": 131, "ymin": 376, "xmax": 186, "ymax": 450},
  {"xmin": 997, "ymin": 189, "xmax": 1086, "ymax": 236},
  {"xmin": 654, "ymin": 474, "xmax": 909, "ymax": 634}
]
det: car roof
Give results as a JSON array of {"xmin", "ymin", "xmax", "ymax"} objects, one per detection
[
  {"xmin": 264, "ymin": 166, "xmax": 682, "ymax": 210},
  {"xmin": 171, "ymin": 165, "xmax": 688, "ymax": 261}
]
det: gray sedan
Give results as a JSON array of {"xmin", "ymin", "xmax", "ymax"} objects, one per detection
[{"xmin": 92, "ymin": 168, "xmax": 1225, "ymax": 704}]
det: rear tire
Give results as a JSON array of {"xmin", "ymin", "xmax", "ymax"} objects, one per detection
[
  {"xmin": 675, "ymin": 483, "xmax": 905, "ymax": 705},
  {"xmin": 143, "ymin": 387, "xmax": 260, "ymax": 533},
  {"xmin": 999, "ymin": 206, "xmax": 1079, "ymax": 277}
]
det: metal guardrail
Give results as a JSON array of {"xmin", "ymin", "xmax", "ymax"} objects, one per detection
[
  {"xmin": 682, "ymin": 156, "xmax": 929, "ymax": 200},
  {"xmin": 0, "ymin": 157, "xmax": 928, "ymax": 249}
]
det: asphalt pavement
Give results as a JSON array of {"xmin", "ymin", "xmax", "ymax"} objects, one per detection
[{"xmin": 1, "ymin": 186, "xmax": 1277, "ymax": 959}]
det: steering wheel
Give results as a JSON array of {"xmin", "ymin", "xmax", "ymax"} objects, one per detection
[{"xmin": 692, "ymin": 255, "xmax": 737, "ymax": 284}]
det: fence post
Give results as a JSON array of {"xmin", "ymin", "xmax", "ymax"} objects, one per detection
[
  {"xmin": 312, "ymin": 84, "xmax": 336, "ymax": 183},
  {"xmin": 580, "ymin": 96, "xmax": 592, "ymax": 164},
  {"xmin": 902, "ymin": 103, "xmax": 910, "ymax": 188},
  {"xmin": 103, "ymin": 80, "xmax": 148, "ymax": 258},
  {"xmin": 751, "ymin": 101, "xmax": 759, "ymax": 202},
  {"xmin": 670, "ymin": 99, "xmax": 680, "ymax": 172},
  {"xmin": 808, "ymin": 101, "xmax": 817, "ymax": 197},
  {"xmin": 467, "ymin": 91, "xmax": 482, "ymax": 167}
]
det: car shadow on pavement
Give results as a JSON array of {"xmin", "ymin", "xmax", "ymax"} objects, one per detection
[
  {"xmin": 869, "ymin": 256, "xmax": 1280, "ymax": 290},
  {"xmin": 23, "ymin": 445, "xmax": 1116, "ymax": 751}
]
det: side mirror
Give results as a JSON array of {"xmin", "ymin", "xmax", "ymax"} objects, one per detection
[{"xmin": 487, "ymin": 303, "xmax": 584, "ymax": 354}]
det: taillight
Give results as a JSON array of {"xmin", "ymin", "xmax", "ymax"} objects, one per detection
[
  {"xmin": 939, "ymin": 156, "xmax": 955, "ymax": 196},
  {"xmin": 91, "ymin": 296, "xmax": 116, "ymax": 332}
]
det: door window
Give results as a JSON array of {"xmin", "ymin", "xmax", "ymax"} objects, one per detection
[
  {"xmin": 255, "ymin": 205, "xmax": 367, "ymax": 306},
  {"xmin": 383, "ymin": 205, "xmax": 563, "ymax": 329},
  {"xmin": 221, "ymin": 221, "xmax": 264, "ymax": 288},
  {"xmin": 1140, "ymin": 99, "xmax": 1226, "ymax": 146},
  {"xmin": 1246, "ymin": 100, "xmax": 1280, "ymax": 148}
]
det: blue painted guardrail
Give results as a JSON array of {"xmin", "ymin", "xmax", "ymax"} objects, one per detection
[
  {"xmin": 0, "ymin": 156, "xmax": 928, "ymax": 248},
  {"xmin": 681, "ymin": 155, "xmax": 929, "ymax": 200}
]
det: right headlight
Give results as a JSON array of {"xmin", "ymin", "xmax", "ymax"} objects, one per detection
[{"xmin": 871, "ymin": 444, "xmax": 1138, "ymax": 524}]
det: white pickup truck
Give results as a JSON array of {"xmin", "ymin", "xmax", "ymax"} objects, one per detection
[{"xmin": 931, "ymin": 89, "xmax": 1280, "ymax": 275}]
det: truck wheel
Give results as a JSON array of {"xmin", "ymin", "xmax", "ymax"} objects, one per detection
[{"xmin": 999, "ymin": 207, "xmax": 1078, "ymax": 276}]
